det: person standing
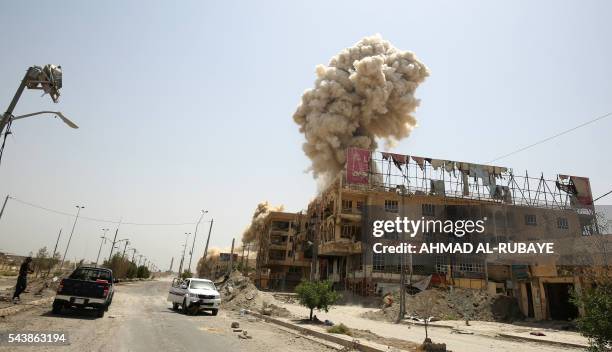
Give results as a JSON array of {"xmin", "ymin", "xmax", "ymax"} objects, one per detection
[{"xmin": 13, "ymin": 257, "xmax": 33, "ymax": 303}]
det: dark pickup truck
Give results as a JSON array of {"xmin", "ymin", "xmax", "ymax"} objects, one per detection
[{"xmin": 52, "ymin": 266, "xmax": 115, "ymax": 317}]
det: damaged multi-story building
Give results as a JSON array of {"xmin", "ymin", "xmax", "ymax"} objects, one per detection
[
  {"xmin": 254, "ymin": 211, "xmax": 311, "ymax": 290},
  {"xmin": 294, "ymin": 148, "xmax": 606, "ymax": 321}
]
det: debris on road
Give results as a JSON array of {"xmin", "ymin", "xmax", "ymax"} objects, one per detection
[
  {"xmin": 238, "ymin": 330, "xmax": 253, "ymax": 339},
  {"xmin": 417, "ymin": 337, "xmax": 449, "ymax": 352},
  {"xmin": 218, "ymin": 271, "xmax": 291, "ymax": 318}
]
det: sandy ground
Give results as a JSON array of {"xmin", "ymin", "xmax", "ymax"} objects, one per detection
[
  {"xmin": 277, "ymin": 303, "xmax": 586, "ymax": 352},
  {"xmin": 0, "ymin": 279, "xmax": 339, "ymax": 352}
]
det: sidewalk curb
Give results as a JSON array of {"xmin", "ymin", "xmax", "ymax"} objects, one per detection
[
  {"xmin": 402, "ymin": 320, "xmax": 587, "ymax": 349},
  {"xmin": 496, "ymin": 333, "xmax": 588, "ymax": 349},
  {"xmin": 0, "ymin": 296, "xmax": 53, "ymax": 318},
  {"xmin": 246, "ymin": 311, "xmax": 390, "ymax": 352}
]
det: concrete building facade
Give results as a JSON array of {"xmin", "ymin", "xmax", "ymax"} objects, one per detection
[
  {"xmin": 254, "ymin": 211, "xmax": 311, "ymax": 290},
  {"xmin": 252, "ymin": 149, "xmax": 607, "ymax": 320}
]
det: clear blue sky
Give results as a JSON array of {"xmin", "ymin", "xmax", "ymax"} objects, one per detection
[{"xmin": 1, "ymin": 1, "xmax": 610, "ymax": 270}]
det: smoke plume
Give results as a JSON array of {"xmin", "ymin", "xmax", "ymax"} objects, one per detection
[
  {"xmin": 293, "ymin": 35, "xmax": 429, "ymax": 186},
  {"xmin": 241, "ymin": 201, "xmax": 284, "ymax": 243}
]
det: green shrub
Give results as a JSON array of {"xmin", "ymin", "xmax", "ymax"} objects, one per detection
[
  {"xmin": 571, "ymin": 282, "xmax": 612, "ymax": 352},
  {"xmin": 327, "ymin": 323, "xmax": 352, "ymax": 336}
]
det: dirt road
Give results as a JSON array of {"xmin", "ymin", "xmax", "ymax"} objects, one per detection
[{"xmin": 0, "ymin": 279, "xmax": 337, "ymax": 352}]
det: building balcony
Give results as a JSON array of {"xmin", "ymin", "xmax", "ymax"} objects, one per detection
[
  {"xmin": 318, "ymin": 241, "xmax": 362, "ymax": 256},
  {"xmin": 266, "ymin": 259, "xmax": 311, "ymax": 267}
]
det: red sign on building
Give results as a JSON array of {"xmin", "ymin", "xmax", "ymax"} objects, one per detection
[{"xmin": 346, "ymin": 147, "xmax": 370, "ymax": 185}]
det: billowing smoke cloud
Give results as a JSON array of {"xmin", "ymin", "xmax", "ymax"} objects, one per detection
[
  {"xmin": 241, "ymin": 201, "xmax": 284, "ymax": 243},
  {"xmin": 293, "ymin": 35, "xmax": 429, "ymax": 186}
]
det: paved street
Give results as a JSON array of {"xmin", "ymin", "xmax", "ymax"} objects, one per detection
[{"xmin": 0, "ymin": 279, "xmax": 336, "ymax": 352}]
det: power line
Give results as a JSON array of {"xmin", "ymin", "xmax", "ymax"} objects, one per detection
[
  {"xmin": 487, "ymin": 111, "xmax": 612, "ymax": 164},
  {"xmin": 10, "ymin": 197, "xmax": 197, "ymax": 226},
  {"xmin": 594, "ymin": 189, "xmax": 612, "ymax": 203}
]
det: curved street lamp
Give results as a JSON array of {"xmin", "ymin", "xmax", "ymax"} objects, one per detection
[
  {"xmin": 11, "ymin": 111, "xmax": 78, "ymax": 129},
  {"xmin": 0, "ymin": 65, "xmax": 75, "ymax": 167},
  {"xmin": 188, "ymin": 210, "xmax": 208, "ymax": 273}
]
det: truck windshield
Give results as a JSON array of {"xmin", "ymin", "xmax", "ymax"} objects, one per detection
[
  {"xmin": 190, "ymin": 281, "xmax": 215, "ymax": 290},
  {"xmin": 69, "ymin": 268, "xmax": 112, "ymax": 282}
]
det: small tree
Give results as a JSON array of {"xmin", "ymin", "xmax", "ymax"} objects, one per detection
[
  {"xmin": 571, "ymin": 281, "xmax": 612, "ymax": 351},
  {"xmin": 136, "ymin": 265, "xmax": 150, "ymax": 279},
  {"xmin": 180, "ymin": 270, "xmax": 192, "ymax": 279},
  {"xmin": 33, "ymin": 247, "xmax": 49, "ymax": 277},
  {"xmin": 295, "ymin": 280, "xmax": 340, "ymax": 321},
  {"xmin": 410, "ymin": 292, "xmax": 437, "ymax": 341},
  {"xmin": 126, "ymin": 262, "xmax": 138, "ymax": 279}
]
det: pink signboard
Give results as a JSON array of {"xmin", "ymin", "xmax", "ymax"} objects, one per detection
[
  {"xmin": 346, "ymin": 147, "xmax": 370, "ymax": 185},
  {"xmin": 571, "ymin": 176, "xmax": 593, "ymax": 206}
]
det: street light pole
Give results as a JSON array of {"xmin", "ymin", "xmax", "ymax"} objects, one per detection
[
  {"xmin": 60, "ymin": 205, "xmax": 84, "ymax": 271},
  {"xmin": 0, "ymin": 65, "xmax": 64, "ymax": 166},
  {"xmin": 95, "ymin": 228, "xmax": 109, "ymax": 267},
  {"xmin": 188, "ymin": 210, "xmax": 207, "ymax": 274},
  {"xmin": 1, "ymin": 68, "xmax": 34, "ymax": 135}
]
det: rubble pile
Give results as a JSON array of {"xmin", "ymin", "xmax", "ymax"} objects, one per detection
[
  {"xmin": 363, "ymin": 288, "xmax": 522, "ymax": 323},
  {"xmin": 218, "ymin": 271, "xmax": 291, "ymax": 317}
]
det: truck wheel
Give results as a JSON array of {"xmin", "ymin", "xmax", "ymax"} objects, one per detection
[
  {"xmin": 96, "ymin": 308, "xmax": 105, "ymax": 318},
  {"xmin": 52, "ymin": 300, "xmax": 63, "ymax": 314},
  {"xmin": 211, "ymin": 309, "xmax": 218, "ymax": 316},
  {"xmin": 172, "ymin": 302, "xmax": 179, "ymax": 311}
]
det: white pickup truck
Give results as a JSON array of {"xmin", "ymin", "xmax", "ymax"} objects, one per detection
[{"xmin": 167, "ymin": 278, "xmax": 221, "ymax": 315}]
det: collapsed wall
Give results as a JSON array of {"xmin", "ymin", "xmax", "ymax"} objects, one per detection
[{"xmin": 241, "ymin": 201, "xmax": 284, "ymax": 244}]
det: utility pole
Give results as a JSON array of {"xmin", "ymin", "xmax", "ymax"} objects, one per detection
[
  {"xmin": 188, "ymin": 210, "xmax": 207, "ymax": 274},
  {"xmin": 121, "ymin": 240, "xmax": 130, "ymax": 260},
  {"xmin": 95, "ymin": 228, "xmax": 109, "ymax": 267},
  {"xmin": 202, "ymin": 219, "xmax": 214, "ymax": 262},
  {"xmin": 0, "ymin": 195, "xmax": 10, "ymax": 222},
  {"xmin": 169, "ymin": 257, "xmax": 174, "ymax": 272},
  {"xmin": 46, "ymin": 228, "xmax": 62, "ymax": 277},
  {"xmin": 130, "ymin": 248, "xmax": 137, "ymax": 263},
  {"xmin": 228, "ymin": 238, "xmax": 235, "ymax": 274},
  {"xmin": 60, "ymin": 205, "xmax": 84, "ymax": 271},
  {"xmin": 107, "ymin": 220, "xmax": 122, "ymax": 262}
]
